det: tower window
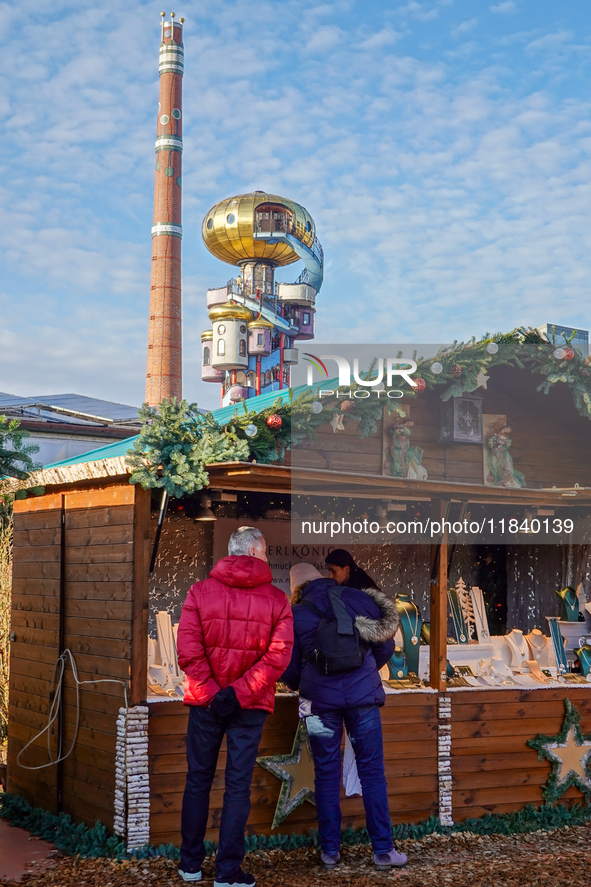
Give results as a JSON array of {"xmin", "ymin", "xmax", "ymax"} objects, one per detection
[
  {"xmin": 227, "ymin": 213, "xmax": 236, "ymax": 225},
  {"xmin": 257, "ymin": 333, "xmax": 264, "ymax": 346},
  {"xmin": 203, "ymin": 346, "xmax": 210, "ymax": 366},
  {"xmin": 239, "ymin": 339, "xmax": 246, "ymax": 356},
  {"xmin": 303, "ymin": 312, "xmax": 310, "ymax": 325},
  {"xmin": 217, "ymin": 339, "xmax": 225, "ymax": 356}
]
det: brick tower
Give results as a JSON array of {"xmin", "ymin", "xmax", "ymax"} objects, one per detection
[{"xmin": 145, "ymin": 12, "xmax": 184, "ymax": 407}]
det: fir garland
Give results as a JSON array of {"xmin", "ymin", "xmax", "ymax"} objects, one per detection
[
  {"xmin": 411, "ymin": 328, "xmax": 591, "ymax": 420},
  {"xmin": 127, "ymin": 328, "xmax": 591, "ymax": 500},
  {"xmin": 127, "ymin": 399, "xmax": 249, "ymax": 497},
  {"xmin": 2, "ymin": 791, "xmax": 591, "ymax": 860}
]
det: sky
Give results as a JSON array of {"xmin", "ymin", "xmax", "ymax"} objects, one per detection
[{"xmin": 1, "ymin": 0, "xmax": 591, "ymax": 411}]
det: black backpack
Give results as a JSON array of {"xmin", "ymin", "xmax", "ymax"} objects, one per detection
[{"xmin": 299, "ymin": 585, "xmax": 366, "ymax": 675}]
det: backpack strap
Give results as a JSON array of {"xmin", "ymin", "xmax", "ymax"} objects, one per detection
[
  {"xmin": 299, "ymin": 598, "xmax": 324, "ymax": 618},
  {"xmin": 298, "ymin": 599, "xmax": 324, "ymax": 666}
]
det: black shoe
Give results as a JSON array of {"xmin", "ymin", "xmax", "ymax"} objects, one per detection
[{"xmin": 214, "ymin": 869, "xmax": 255, "ymax": 887}]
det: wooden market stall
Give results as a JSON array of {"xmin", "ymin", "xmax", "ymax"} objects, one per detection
[{"xmin": 6, "ymin": 358, "xmax": 591, "ymax": 848}]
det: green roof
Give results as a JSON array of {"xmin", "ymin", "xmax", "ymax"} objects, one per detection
[{"xmin": 40, "ymin": 386, "xmax": 296, "ymax": 471}]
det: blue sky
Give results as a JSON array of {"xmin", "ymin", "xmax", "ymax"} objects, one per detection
[{"xmin": 1, "ymin": 0, "xmax": 591, "ymax": 410}]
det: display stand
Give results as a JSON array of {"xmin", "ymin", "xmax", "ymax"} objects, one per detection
[
  {"xmin": 555, "ymin": 586, "xmax": 579, "ymax": 622},
  {"xmin": 469, "ymin": 586, "xmax": 490, "ymax": 642},
  {"xmin": 547, "ymin": 616, "xmax": 568, "ymax": 674},
  {"xmin": 395, "ymin": 594, "xmax": 422, "ymax": 676},
  {"xmin": 448, "ymin": 587, "xmax": 470, "ymax": 645}
]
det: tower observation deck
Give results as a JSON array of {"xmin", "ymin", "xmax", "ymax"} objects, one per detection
[{"xmin": 200, "ymin": 191, "xmax": 324, "ymax": 405}]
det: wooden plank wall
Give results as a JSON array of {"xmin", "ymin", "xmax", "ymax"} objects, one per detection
[
  {"xmin": 148, "ymin": 693, "xmax": 439, "ymax": 846},
  {"xmin": 450, "ymin": 688, "xmax": 591, "ymax": 820},
  {"xmin": 7, "ymin": 483, "xmax": 150, "ymax": 828}
]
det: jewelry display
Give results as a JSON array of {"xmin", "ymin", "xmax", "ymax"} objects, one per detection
[
  {"xmin": 574, "ymin": 644, "xmax": 591, "ymax": 677},
  {"xmin": 555, "ymin": 586, "xmax": 579, "ymax": 623},
  {"xmin": 504, "ymin": 629, "xmax": 530, "ymax": 670},
  {"xmin": 387, "ymin": 646, "xmax": 408, "ymax": 680},
  {"xmin": 511, "ymin": 674, "xmax": 538, "ymax": 686},
  {"xmin": 547, "ymin": 617, "xmax": 568, "ymax": 674},
  {"xmin": 394, "ymin": 595, "xmax": 423, "ymax": 677},
  {"xmin": 455, "ymin": 665, "xmax": 481, "ymax": 687},
  {"xmin": 420, "ymin": 622, "xmax": 431, "ymax": 645},
  {"xmin": 456, "ymin": 578, "xmax": 476, "ymax": 641},
  {"xmin": 561, "ymin": 673, "xmax": 589, "ymax": 684},
  {"xmin": 448, "ymin": 587, "xmax": 470, "ymax": 645},
  {"xmin": 491, "ymin": 656, "xmax": 514, "ymax": 678},
  {"xmin": 525, "ymin": 660, "xmax": 551, "ymax": 683},
  {"xmin": 469, "ymin": 586, "xmax": 490, "ymax": 642},
  {"xmin": 525, "ymin": 629, "xmax": 554, "ymax": 668}
]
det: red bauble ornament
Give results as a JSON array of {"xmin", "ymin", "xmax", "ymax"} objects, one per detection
[
  {"xmin": 451, "ymin": 365, "xmax": 462, "ymax": 378},
  {"xmin": 341, "ymin": 400, "xmax": 354, "ymax": 412},
  {"xmin": 414, "ymin": 378, "xmax": 427, "ymax": 392},
  {"xmin": 266, "ymin": 414, "xmax": 282, "ymax": 429},
  {"xmin": 563, "ymin": 347, "xmax": 575, "ymax": 361}
]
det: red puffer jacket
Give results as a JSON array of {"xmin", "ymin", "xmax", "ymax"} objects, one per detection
[{"xmin": 177, "ymin": 555, "xmax": 293, "ymax": 713}]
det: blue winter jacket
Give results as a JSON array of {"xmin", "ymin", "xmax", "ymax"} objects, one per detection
[{"xmin": 281, "ymin": 578, "xmax": 399, "ymax": 714}]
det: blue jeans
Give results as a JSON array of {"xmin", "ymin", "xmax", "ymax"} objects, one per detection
[
  {"xmin": 180, "ymin": 704, "xmax": 267, "ymax": 879},
  {"xmin": 306, "ymin": 705, "xmax": 393, "ymax": 855}
]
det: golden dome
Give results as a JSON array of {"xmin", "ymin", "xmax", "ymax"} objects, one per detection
[
  {"xmin": 208, "ymin": 299, "xmax": 253, "ymax": 323},
  {"xmin": 202, "ymin": 191, "xmax": 317, "ymax": 267},
  {"xmin": 247, "ymin": 316, "xmax": 275, "ymax": 330},
  {"xmin": 201, "ymin": 330, "xmax": 213, "ymax": 341}
]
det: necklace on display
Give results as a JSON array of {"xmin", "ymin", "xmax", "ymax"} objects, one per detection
[
  {"xmin": 403, "ymin": 602, "xmax": 420, "ymax": 645},
  {"xmin": 505, "ymin": 630, "xmax": 529, "ymax": 666},
  {"xmin": 575, "ymin": 645, "xmax": 591, "ymax": 677},
  {"xmin": 470, "ymin": 588, "xmax": 489, "ymax": 640},
  {"xmin": 448, "ymin": 590, "xmax": 467, "ymax": 643},
  {"xmin": 526, "ymin": 631, "xmax": 545, "ymax": 661}
]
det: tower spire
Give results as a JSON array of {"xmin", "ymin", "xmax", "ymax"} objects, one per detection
[{"xmin": 145, "ymin": 13, "xmax": 184, "ymax": 407}]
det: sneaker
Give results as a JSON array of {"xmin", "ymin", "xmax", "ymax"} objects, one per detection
[
  {"xmin": 374, "ymin": 848, "xmax": 408, "ymax": 870},
  {"xmin": 321, "ymin": 851, "xmax": 340, "ymax": 869},
  {"xmin": 214, "ymin": 869, "xmax": 255, "ymax": 887},
  {"xmin": 178, "ymin": 869, "xmax": 203, "ymax": 882}
]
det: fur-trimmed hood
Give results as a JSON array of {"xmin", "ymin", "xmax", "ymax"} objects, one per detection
[
  {"xmin": 354, "ymin": 586, "xmax": 400, "ymax": 644},
  {"xmin": 293, "ymin": 579, "xmax": 399, "ymax": 643}
]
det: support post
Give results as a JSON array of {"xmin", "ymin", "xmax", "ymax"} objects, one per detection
[
  {"xmin": 429, "ymin": 498, "xmax": 448, "ymax": 691},
  {"xmin": 55, "ymin": 494, "xmax": 66, "ymax": 813}
]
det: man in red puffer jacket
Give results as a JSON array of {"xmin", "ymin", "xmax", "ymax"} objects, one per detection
[{"xmin": 176, "ymin": 526, "xmax": 293, "ymax": 887}]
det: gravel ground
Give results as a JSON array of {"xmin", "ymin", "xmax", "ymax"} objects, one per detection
[{"xmin": 3, "ymin": 825, "xmax": 591, "ymax": 887}]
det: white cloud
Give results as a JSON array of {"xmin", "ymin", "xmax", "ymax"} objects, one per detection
[
  {"xmin": 490, "ymin": 1, "xmax": 517, "ymax": 13},
  {"xmin": 394, "ymin": 2, "xmax": 439, "ymax": 22},
  {"xmin": 452, "ymin": 18, "xmax": 478, "ymax": 39}
]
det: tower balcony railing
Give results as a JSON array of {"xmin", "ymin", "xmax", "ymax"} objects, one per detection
[{"xmin": 225, "ymin": 279, "xmax": 280, "ymax": 317}]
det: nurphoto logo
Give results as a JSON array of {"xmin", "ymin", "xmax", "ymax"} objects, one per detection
[{"xmin": 304, "ymin": 353, "xmax": 418, "ymax": 398}]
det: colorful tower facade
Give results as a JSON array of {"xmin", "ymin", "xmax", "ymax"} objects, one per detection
[
  {"xmin": 145, "ymin": 13, "xmax": 184, "ymax": 407},
  {"xmin": 200, "ymin": 192, "xmax": 324, "ymax": 405}
]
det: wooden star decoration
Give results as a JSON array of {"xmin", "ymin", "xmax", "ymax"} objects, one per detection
[
  {"xmin": 528, "ymin": 699, "xmax": 591, "ymax": 801},
  {"xmin": 329, "ymin": 413, "xmax": 345, "ymax": 433},
  {"xmin": 256, "ymin": 719, "xmax": 316, "ymax": 829},
  {"xmin": 475, "ymin": 370, "xmax": 490, "ymax": 389}
]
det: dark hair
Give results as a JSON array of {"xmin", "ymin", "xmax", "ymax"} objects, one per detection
[{"xmin": 325, "ymin": 549, "xmax": 380, "ymax": 591}]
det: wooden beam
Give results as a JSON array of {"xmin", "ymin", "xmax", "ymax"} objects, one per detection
[
  {"xmin": 429, "ymin": 498, "xmax": 448, "ymax": 692},
  {"xmin": 131, "ymin": 485, "xmax": 151, "ymax": 705}
]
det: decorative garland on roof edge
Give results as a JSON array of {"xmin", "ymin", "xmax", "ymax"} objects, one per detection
[
  {"xmin": 2, "ymin": 791, "xmax": 591, "ymax": 860},
  {"xmin": 126, "ymin": 328, "xmax": 591, "ymax": 499}
]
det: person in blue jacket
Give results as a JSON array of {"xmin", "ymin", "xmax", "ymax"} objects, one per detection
[{"xmin": 281, "ymin": 563, "xmax": 407, "ymax": 872}]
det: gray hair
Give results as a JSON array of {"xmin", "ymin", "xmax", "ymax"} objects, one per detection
[{"xmin": 228, "ymin": 526, "xmax": 266, "ymax": 557}]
